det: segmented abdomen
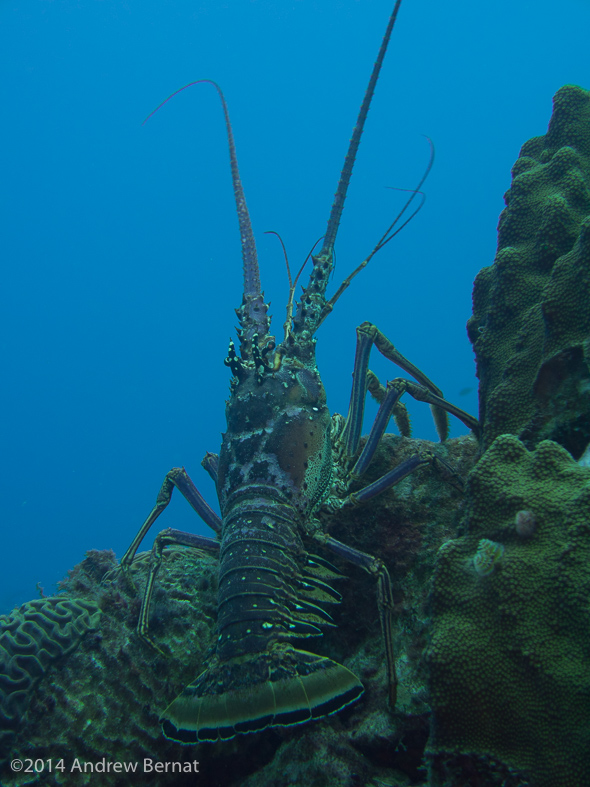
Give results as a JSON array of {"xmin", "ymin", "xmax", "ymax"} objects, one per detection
[
  {"xmin": 217, "ymin": 488, "xmax": 339, "ymax": 661},
  {"xmin": 159, "ymin": 484, "xmax": 364, "ymax": 743}
]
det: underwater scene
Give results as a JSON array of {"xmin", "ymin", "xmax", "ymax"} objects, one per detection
[{"xmin": 2, "ymin": 0, "xmax": 590, "ymax": 784}]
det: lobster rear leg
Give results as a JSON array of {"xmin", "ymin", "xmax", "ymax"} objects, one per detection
[
  {"xmin": 112, "ymin": 466, "xmax": 221, "ymax": 647},
  {"xmin": 119, "ymin": 466, "xmax": 221, "ymax": 573},
  {"xmin": 348, "ymin": 450, "xmax": 464, "ymax": 507},
  {"xmin": 320, "ymin": 535, "xmax": 397, "ymax": 707},
  {"xmin": 136, "ymin": 528, "xmax": 220, "ymax": 652}
]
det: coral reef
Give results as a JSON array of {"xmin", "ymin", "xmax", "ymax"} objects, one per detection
[
  {"xmin": 427, "ymin": 435, "xmax": 590, "ymax": 786},
  {"xmin": 468, "ymin": 84, "xmax": 590, "ymax": 455},
  {"xmin": 0, "ymin": 546, "xmax": 223, "ymax": 786},
  {"xmin": 0, "ymin": 596, "xmax": 101, "ymax": 758},
  {"xmin": 471, "ymin": 538, "xmax": 504, "ymax": 577},
  {"xmin": 5, "ymin": 82, "xmax": 590, "ymax": 787},
  {"xmin": 0, "ymin": 434, "xmax": 477, "ymax": 787},
  {"xmin": 427, "ymin": 82, "xmax": 590, "ymax": 785}
]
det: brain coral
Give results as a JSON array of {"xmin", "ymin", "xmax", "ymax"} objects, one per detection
[
  {"xmin": 468, "ymin": 85, "xmax": 590, "ymax": 455},
  {"xmin": 0, "ymin": 548, "xmax": 220, "ymax": 786},
  {"xmin": 0, "ymin": 597, "xmax": 101, "ymax": 757},
  {"xmin": 427, "ymin": 433, "xmax": 590, "ymax": 786}
]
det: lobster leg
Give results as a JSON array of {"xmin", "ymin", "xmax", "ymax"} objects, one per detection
[
  {"xmin": 136, "ymin": 528, "xmax": 220, "ymax": 652},
  {"xmin": 120, "ymin": 466, "xmax": 221, "ymax": 572},
  {"xmin": 321, "ymin": 535, "xmax": 397, "ymax": 708},
  {"xmin": 339, "ymin": 322, "xmax": 479, "ymax": 466},
  {"xmin": 201, "ymin": 452, "xmax": 219, "ymax": 484},
  {"xmin": 367, "ymin": 322, "xmax": 479, "ymax": 438},
  {"xmin": 113, "ymin": 466, "xmax": 221, "ymax": 650},
  {"xmin": 351, "ymin": 378, "xmax": 414, "ymax": 479},
  {"xmin": 349, "ymin": 451, "xmax": 464, "ymax": 503}
]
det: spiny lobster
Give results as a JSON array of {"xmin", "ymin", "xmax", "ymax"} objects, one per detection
[{"xmin": 118, "ymin": 0, "xmax": 478, "ymax": 744}]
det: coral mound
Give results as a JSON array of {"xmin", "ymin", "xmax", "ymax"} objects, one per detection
[
  {"xmin": 427, "ymin": 434, "xmax": 590, "ymax": 786},
  {"xmin": 468, "ymin": 84, "xmax": 590, "ymax": 456}
]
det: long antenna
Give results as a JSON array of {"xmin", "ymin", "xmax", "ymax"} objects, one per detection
[
  {"xmin": 143, "ymin": 80, "xmax": 261, "ymax": 297},
  {"xmin": 320, "ymin": 0, "xmax": 403, "ymax": 257}
]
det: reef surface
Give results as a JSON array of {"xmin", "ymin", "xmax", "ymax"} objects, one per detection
[
  {"xmin": 3, "ymin": 84, "xmax": 590, "ymax": 787},
  {"xmin": 0, "ymin": 434, "xmax": 476, "ymax": 787}
]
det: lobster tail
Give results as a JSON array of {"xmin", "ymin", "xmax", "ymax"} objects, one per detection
[{"xmin": 161, "ymin": 647, "xmax": 363, "ymax": 742}]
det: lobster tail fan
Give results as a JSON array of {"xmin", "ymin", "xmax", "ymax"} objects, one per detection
[{"xmin": 160, "ymin": 648, "xmax": 363, "ymax": 743}]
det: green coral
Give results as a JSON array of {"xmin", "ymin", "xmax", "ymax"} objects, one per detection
[
  {"xmin": 468, "ymin": 84, "xmax": 590, "ymax": 455},
  {"xmin": 427, "ymin": 434, "xmax": 590, "ymax": 786},
  {"xmin": 0, "ymin": 547, "xmax": 221, "ymax": 786},
  {"xmin": 0, "ymin": 596, "xmax": 101, "ymax": 756},
  {"xmin": 0, "ymin": 436, "xmax": 478, "ymax": 787}
]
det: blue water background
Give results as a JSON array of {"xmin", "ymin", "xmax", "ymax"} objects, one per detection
[{"xmin": 2, "ymin": 0, "xmax": 589, "ymax": 612}]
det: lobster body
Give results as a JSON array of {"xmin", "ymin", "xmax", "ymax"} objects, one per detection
[
  {"xmin": 162, "ymin": 335, "xmax": 365, "ymax": 741},
  {"xmin": 218, "ymin": 354, "xmax": 332, "ymax": 526},
  {"xmin": 121, "ymin": 0, "xmax": 478, "ymax": 745}
]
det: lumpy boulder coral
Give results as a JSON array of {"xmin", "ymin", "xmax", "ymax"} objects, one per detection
[
  {"xmin": 427, "ymin": 434, "xmax": 590, "ymax": 786},
  {"xmin": 468, "ymin": 84, "xmax": 590, "ymax": 455}
]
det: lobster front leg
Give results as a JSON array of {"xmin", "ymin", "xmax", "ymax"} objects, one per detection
[
  {"xmin": 321, "ymin": 535, "xmax": 397, "ymax": 708},
  {"xmin": 339, "ymin": 322, "xmax": 479, "ymax": 468},
  {"xmin": 366, "ymin": 322, "xmax": 480, "ymax": 438}
]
